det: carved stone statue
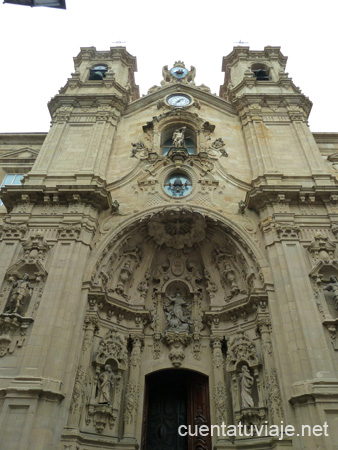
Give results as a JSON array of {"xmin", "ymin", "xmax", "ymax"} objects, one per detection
[
  {"xmin": 324, "ymin": 276, "xmax": 338, "ymax": 309},
  {"xmin": 116, "ymin": 261, "xmax": 132, "ymax": 295},
  {"xmin": 238, "ymin": 200, "xmax": 246, "ymax": 215},
  {"xmin": 223, "ymin": 264, "xmax": 240, "ymax": 296},
  {"xmin": 164, "ymin": 292, "xmax": 191, "ymax": 332},
  {"xmin": 5, "ymin": 273, "xmax": 32, "ymax": 315},
  {"xmin": 240, "ymin": 365, "xmax": 254, "ymax": 408},
  {"xmin": 172, "ymin": 127, "xmax": 186, "ymax": 148},
  {"xmin": 97, "ymin": 364, "xmax": 119, "ymax": 404}
]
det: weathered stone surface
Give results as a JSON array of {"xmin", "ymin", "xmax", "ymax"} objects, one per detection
[{"xmin": 0, "ymin": 46, "xmax": 337, "ymax": 450}]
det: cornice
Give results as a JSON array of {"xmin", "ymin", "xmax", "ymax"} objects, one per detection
[
  {"xmin": 221, "ymin": 46, "xmax": 287, "ymax": 73},
  {"xmin": 231, "ymin": 92, "xmax": 313, "ymax": 122},
  {"xmin": 124, "ymin": 84, "xmax": 237, "ymax": 117},
  {"xmin": 313, "ymin": 132, "xmax": 338, "ymax": 145},
  {"xmin": 74, "ymin": 46, "xmax": 137, "ymax": 72},
  {"xmin": 0, "ymin": 133, "xmax": 47, "ymax": 145},
  {"xmin": 246, "ymin": 180, "xmax": 338, "ymax": 211},
  {"xmin": 48, "ymin": 93, "xmax": 128, "ymax": 119},
  {"xmin": 289, "ymin": 380, "xmax": 338, "ymax": 405},
  {"xmin": 0, "ymin": 184, "xmax": 112, "ymax": 212}
]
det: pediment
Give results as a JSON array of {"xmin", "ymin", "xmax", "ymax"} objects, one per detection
[{"xmin": 0, "ymin": 147, "xmax": 39, "ymax": 161}]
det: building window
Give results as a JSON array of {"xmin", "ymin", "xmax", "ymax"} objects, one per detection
[
  {"xmin": 164, "ymin": 173, "xmax": 192, "ymax": 197},
  {"xmin": 89, "ymin": 65, "xmax": 108, "ymax": 80},
  {"xmin": 0, "ymin": 174, "xmax": 24, "ymax": 206},
  {"xmin": 251, "ymin": 64, "xmax": 270, "ymax": 81}
]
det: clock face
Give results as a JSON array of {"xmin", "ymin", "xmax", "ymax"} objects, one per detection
[
  {"xmin": 170, "ymin": 66, "xmax": 188, "ymax": 79},
  {"xmin": 167, "ymin": 94, "xmax": 192, "ymax": 107}
]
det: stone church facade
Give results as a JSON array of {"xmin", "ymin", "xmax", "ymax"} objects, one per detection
[{"xmin": 0, "ymin": 46, "xmax": 338, "ymax": 450}]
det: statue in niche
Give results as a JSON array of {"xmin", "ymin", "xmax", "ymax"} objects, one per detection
[
  {"xmin": 5, "ymin": 273, "xmax": 33, "ymax": 315},
  {"xmin": 223, "ymin": 264, "xmax": 240, "ymax": 296},
  {"xmin": 164, "ymin": 292, "xmax": 191, "ymax": 332},
  {"xmin": 137, "ymin": 270, "xmax": 150, "ymax": 299},
  {"xmin": 116, "ymin": 260, "xmax": 132, "ymax": 295},
  {"xmin": 172, "ymin": 127, "xmax": 186, "ymax": 148},
  {"xmin": 240, "ymin": 365, "xmax": 254, "ymax": 408},
  {"xmin": 324, "ymin": 276, "xmax": 338, "ymax": 309},
  {"xmin": 96, "ymin": 364, "xmax": 120, "ymax": 404}
]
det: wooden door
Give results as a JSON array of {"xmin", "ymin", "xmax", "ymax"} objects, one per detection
[
  {"xmin": 142, "ymin": 370, "xmax": 211, "ymax": 450},
  {"xmin": 187, "ymin": 372, "xmax": 212, "ymax": 450}
]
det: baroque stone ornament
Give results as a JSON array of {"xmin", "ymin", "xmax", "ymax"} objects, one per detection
[
  {"xmin": 162, "ymin": 291, "xmax": 192, "ymax": 366},
  {"xmin": 162, "ymin": 330, "xmax": 192, "ymax": 367},
  {"xmin": 5, "ymin": 273, "xmax": 32, "ymax": 315},
  {"xmin": 226, "ymin": 331, "xmax": 259, "ymax": 371},
  {"xmin": 96, "ymin": 364, "xmax": 121, "ymax": 404},
  {"xmin": 0, "ymin": 313, "xmax": 33, "ymax": 357},
  {"xmin": 324, "ymin": 276, "xmax": 338, "ymax": 310},
  {"xmin": 307, "ymin": 232, "xmax": 336, "ymax": 264},
  {"xmin": 85, "ymin": 327, "xmax": 128, "ymax": 434},
  {"xmin": 214, "ymin": 381, "xmax": 228, "ymax": 425},
  {"xmin": 207, "ymin": 138, "xmax": 228, "ymax": 158},
  {"xmin": 226, "ymin": 331, "xmax": 267, "ymax": 427},
  {"xmin": 96, "ymin": 329, "xmax": 128, "ymax": 368},
  {"xmin": 147, "ymin": 208, "xmax": 207, "ymax": 249},
  {"xmin": 124, "ymin": 380, "xmax": 139, "ymax": 426},
  {"xmin": 240, "ymin": 364, "xmax": 254, "ymax": 408},
  {"xmin": 164, "ymin": 292, "xmax": 192, "ymax": 332},
  {"xmin": 172, "ymin": 127, "xmax": 186, "ymax": 148}
]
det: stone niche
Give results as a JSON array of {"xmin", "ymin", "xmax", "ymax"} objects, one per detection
[
  {"xmin": 85, "ymin": 328, "xmax": 128, "ymax": 435},
  {"xmin": 0, "ymin": 234, "xmax": 49, "ymax": 357},
  {"xmin": 226, "ymin": 331, "xmax": 267, "ymax": 427}
]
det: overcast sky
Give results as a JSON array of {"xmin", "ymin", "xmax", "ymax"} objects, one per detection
[{"xmin": 0, "ymin": 0, "xmax": 336, "ymax": 133}]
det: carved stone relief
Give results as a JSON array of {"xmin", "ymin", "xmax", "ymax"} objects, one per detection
[
  {"xmin": 226, "ymin": 331, "xmax": 267, "ymax": 427},
  {"xmin": 0, "ymin": 234, "xmax": 50, "ymax": 356},
  {"xmin": 147, "ymin": 209, "xmax": 207, "ymax": 249},
  {"xmin": 162, "ymin": 289, "xmax": 193, "ymax": 367},
  {"xmin": 213, "ymin": 246, "xmax": 248, "ymax": 300},
  {"xmin": 85, "ymin": 328, "xmax": 128, "ymax": 435}
]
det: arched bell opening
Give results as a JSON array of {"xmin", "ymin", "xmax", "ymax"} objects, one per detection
[{"xmin": 141, "ymin": 369, "xmax": 211, "ymax": 450}]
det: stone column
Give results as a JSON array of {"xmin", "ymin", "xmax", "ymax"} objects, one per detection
[
  {"xmin": 123, "ymin": 336, "xmax": 143, "ymax": 442},
  {"xmin": 211, "ymin": 336, "xmax": 228, "ymax": 440},
  {"xmin": 257, "ymin": 315, "xmax": 284, "ymax": 424},
  {"xmin": 68, "ymin": 313, "xmax": 99, "ymax": 428}
]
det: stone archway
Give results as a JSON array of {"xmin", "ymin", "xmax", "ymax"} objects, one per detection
[{"xmin": 71, "ymin": 206, "xmax": 284, "ymax": 447}]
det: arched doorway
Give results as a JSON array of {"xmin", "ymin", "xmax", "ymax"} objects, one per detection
[{"xmin": 142, "ymin": 369, "xmax": 211, "ymax": 450}]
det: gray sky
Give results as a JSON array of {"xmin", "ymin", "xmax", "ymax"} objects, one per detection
[{"xmin": 0, "ymin": 0, "xmax": 336, "ymax": 133}]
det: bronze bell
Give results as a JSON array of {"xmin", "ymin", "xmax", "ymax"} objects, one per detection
[{"xmin": 89, "ymin": 71, "xmax": 104, "ymax": 80}]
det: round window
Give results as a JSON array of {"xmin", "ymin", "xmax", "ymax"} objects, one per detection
[{"xmin": 164, "ymin": 173, "xmax": 192, "ymax": 197}]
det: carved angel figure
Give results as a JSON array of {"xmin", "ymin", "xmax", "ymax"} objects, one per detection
[
  {"xmin": 161, "ymin": 65, "xmax": 171, "ymax": 83},
  {"xmin": 240, "ymin": 365, "xmax": 254, "ymax": 408},
  {"xmin": 5, "ymin": 273, "xmax": 32, "ymax": 315},
  {"xmin": 186, "ymin": 66, "xmax": 196, "ymax": 83}
]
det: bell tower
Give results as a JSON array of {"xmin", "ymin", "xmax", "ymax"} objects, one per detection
[
  {"xmin": 219, "ymin": 45, "xmax": 327, "ymax": 181},
  {"xmin": 23, "ymin": 47, "xmax": 139, "ymax": 187}
]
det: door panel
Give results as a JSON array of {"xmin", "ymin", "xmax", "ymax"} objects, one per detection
[
  {"xmin": 142, "ymin": 370, "xmax": 211, "ymax": 450},
  {"xmin": 188, "ymin": 372, "xmax": 212, "ymax": 450}
]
